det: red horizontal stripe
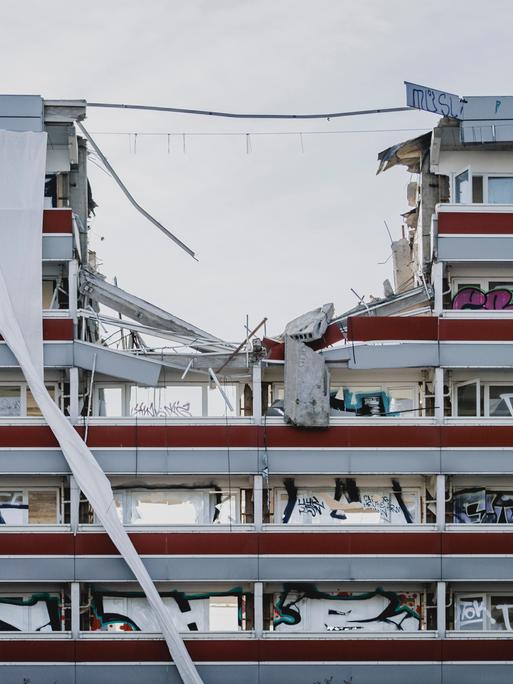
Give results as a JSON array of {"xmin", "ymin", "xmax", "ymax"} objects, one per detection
[
  {"xmin": 438, "ymin": 211, "xmax": 513, "ymax": 235},
  {"xmin": 1, "ymin": 638, "xmax": 513, "ymax": 663},
  {"xmin": 42, "ymin": 209, "xmax": 73, "ymax": 234},
  {"xmin": 347, "ymin": 316, "xmax": 513, "ymax": 342},
  {"xmin": 0, "ymin": 319, "xmax": 74, "ymax": 342},
  {"xmin": 2, "ymin": 531, "xmax": 513, "ymax": 556},
  {"xmin": 348, "ymin": 316, "xmax": 437, "ymax": 341},
  {"xmin": 2, "ymin": 423, "xmax": 513, "ymax": 448}
]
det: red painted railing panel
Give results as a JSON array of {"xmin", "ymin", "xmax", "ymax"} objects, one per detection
[
  {"xmin": 42, "ymin": 209, "xmax": 73, "ymax": 234},
  {"xmin": 438, "ymin": 211, "xmax": 513, "ymax": 234}
]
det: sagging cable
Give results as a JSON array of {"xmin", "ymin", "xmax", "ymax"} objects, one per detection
[{"xmin": 75, "ymin": 121, "xmax": 197, "ymax": 260}]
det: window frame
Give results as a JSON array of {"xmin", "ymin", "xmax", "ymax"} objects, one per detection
[
  {"xmin": 94, "ymin": 382, "xmax": 241, "ymax": 418},
  {"xmin": 451, "ymin": 168, "xmax": 513, "ymax": 204}
]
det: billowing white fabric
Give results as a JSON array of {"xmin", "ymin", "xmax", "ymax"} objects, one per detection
[
  {"xmin": 0, "ymin": 131, "xmax": 201, "ymax": 684},
  {"xmin": 0, "ymin": 132, "xmax": 46, "ymax": 379}
]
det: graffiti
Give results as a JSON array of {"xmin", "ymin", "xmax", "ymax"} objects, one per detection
[
  {"xmin": 91, "ymin": 587, "xmax": 246, "ymax": 632},
  {"xmin": 361, "ymin": 493, "xmax": 401, "ymax": 517},
  {"xmin": 0, "ymin": 491, "xmax": 28, "ymax": 524},
  {"xmin": 453, "ymin": 488, "xmax": 513, "ymax": 523},
  {"xmin": 131, "ymin": 400, "xmax": 192, "ymax": 418},
  {"xmin": 457, "ymin": 597, "xmax": 486, "ymax": 628},
  {"xmin": 297, "ymin": 496, "xmax": 325, "ymax": 517},
  {"xmin": 452, "ymin": 287, "xmax": 513, "ymax": 311},
  {"xmin": 0, "ymin": 594, "xmax": 61, "ymax": 632},
  {"xmin": 282, "ymin": 478, "xmax": 415, "ymax": 524},
  {"xmin": 273, "ymin": 584, "xmax": 420, "ymax": 632},
  {"xmin": 495, "ymin": 604, "xmax": 513, "ymax": 630}
]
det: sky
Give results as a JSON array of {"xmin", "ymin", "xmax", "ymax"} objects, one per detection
[{"xmin": 0, "ymin": 0, "xmax": 511, "ymax": 341}]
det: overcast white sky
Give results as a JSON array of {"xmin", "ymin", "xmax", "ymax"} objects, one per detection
[{"xmin": 1, "ymin": 0, "xmax": 511, "ymax": 340}]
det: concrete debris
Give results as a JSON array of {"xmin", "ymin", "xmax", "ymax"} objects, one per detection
[
  {"xmin": 283, "ymin": 336, "xmax": 330, "ymax": 427},
  {"xmin": 284, "ymin": 303, "xmax": 334, "ymax": 342}
]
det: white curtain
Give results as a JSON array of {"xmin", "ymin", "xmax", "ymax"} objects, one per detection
[{"xmin": 0, "ymin": 130, "xmax": 201, "ymax": 684}]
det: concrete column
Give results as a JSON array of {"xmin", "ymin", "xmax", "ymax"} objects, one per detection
[
  {"xmin": 69, "ymin": 366, "xmax": 79, "ymax": 422},
  {"xmin": 437, "ymin": 581, "xmax": 446, "ymax": 638},
  {"xmin": 252, "ymin": 362, "xmax": 262, "ymax": 425},
  {"xmin": 434, "ymin": 367, "xmax": 444, "ymax": 422},
  {"xmin": 70, "ymin": 475, "xmax": 80, "ymax": 534},
  {"xmin": 253, "ymin": 474, "xmax": 263, "ymax": 530},
  {"xmin": 71, "ymin": 581, "xmax": 81, "ymax": 637},
  {"xmin": 254, "ymin": 581, "xmax": 263, "ymax": 636},
  {"xmin": 432, "ymin": 260, "xmax": 444, "ymax": 315},
  {"xmin": 436, "ymin": 474, "xmax": 446, "ymax": 531}
]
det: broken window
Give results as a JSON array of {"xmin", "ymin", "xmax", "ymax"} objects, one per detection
[
  {"xmin": 90, "ymin": 588, "xmax": 248, "ymax": 632},
  {"xmin": 95, "ymin": 383, "xmax": 240, "ymax": 418},
  {"xmin": 453, "ymin": 380, "xmax": 513, "ymax": 417},
  {"xmin": 113, "ymin": 488, "xmax": 239, "ymax": 525}
]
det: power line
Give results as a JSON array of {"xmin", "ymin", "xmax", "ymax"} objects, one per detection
[
  {"xmin": 89, "ymin": 127, "xmax": 426, "ymax": 137},
  {"xmin": 87, "ymin": 101, "xmax": 412, "ymax": 120}
]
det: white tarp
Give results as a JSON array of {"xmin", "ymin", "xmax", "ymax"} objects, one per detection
[{"xmin": 0, "ymin": 131, "xmax": 201, "ymax": 683}]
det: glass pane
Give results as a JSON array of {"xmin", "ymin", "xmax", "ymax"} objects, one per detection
[
  {"xmin": 0, "ymin": 594, "xmax": 60, "ymax": 632},
  {"xmin": 0, "ymin": 387, "xmax": 21, "ymax": 417},
  {"xmin": 27, "ymin": 386, "xmax": 56, "ymax": 417},
  {"xmin": 491, "ymin": 596, "xmax": 513, "ymax": 631},
  {"xmin": 472, "ymin": 175, "xmax": 484, "ymax": 203},
  {"xmin": 457, "ymin": 383, "xmax": 478, "ymax": 416},
  {"xmin": 455, "ymin": 170, "xmax": 470, "ymax": 203},
  {"xmin": 98, "ymin": 595, "xmax": 207, "ymax": 632},
  {"xmin": 209, "ymin": 596, "xmax": 239, "ymax": 631},
  {"xmin": 456, "ymin": 596, "xmax": 486, "ymax": 630},
  {"xmin": 489, "ymin": 177, "xmax": 513, "ymax": 203},
  {"xmin": 213, "ymin": 493, "xmax": 238, "ymax": 524},
  {"xmin": 0, "ymin": 491, "xmax": 26, "ymax": 524},
  {"xmin": 488, "ymin": 385, "xmax": 513, "ymax": 417},
  {"xmin": 207, "ymin": 385, "xmax": 237, "ymax": 416},
  {"xmin": 28, "ymin": 490, "xmax": 58, "ymax": 524},
  {"xmin": 129, "ymin": 386, "xmax": 202, "ymax": 418},
  {"xmin": 97, "ymin": 387, "xmax": 123, "ymax": 417},
  {"xmin": 387, "ymin": 387, "xmax": 415, "ymax": 416},
  {"xmin": 128, "ymin": 490, "xmax": 206, "ymax": 524}
]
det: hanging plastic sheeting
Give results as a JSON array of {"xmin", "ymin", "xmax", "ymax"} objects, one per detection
[{"xmin": 0, "ymin": 130, "xmax": 202, "ymax": 684}]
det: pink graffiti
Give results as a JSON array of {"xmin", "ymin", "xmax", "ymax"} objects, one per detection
[{"xmin": 452, "ymin": 287, "xmax": 513, "ymax": 310}]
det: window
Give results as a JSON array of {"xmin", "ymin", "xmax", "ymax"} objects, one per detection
[
  {"xmin": 452, "ymin": 170, "xmax": 513, "ymax": 204},
  {"xmin": 455, "ymin": 170, "xmax": 470, "ymax": 203},
  {"xmin": 0, "ymin": 384, "xmax": 59, "ymax": 418},
  {"xmin": 453, "ymin": 488, "xmax": 513, "ymax": 524},
  {"xmin": 94, "ymin": 383, "xmax": 240, "ymax": 418},
  {"xmin": 488, "ymin": 177, "xmax": 513, "ymax": 204},
  {"xmin": 451, "ymin": 278, "xmax": 513, "ymax": 311},
  {"xmin": 276, "ymin": 487, "xmax": 420, "ymax": 525},
  {"xmin": 113, "ymin": 488, "xmax": 239, "ymax": 525},
  {"xmin": 0, "ymin": 488, "xmax": 60, "ymax": 525},
  {"xmin": 330, "ymin": 384, "xmax": 419, "ymax": 417},
  {"xmin": 455, "ymin": 593, "xmax": 513, "ymax": 631},
  {"xmin": 454, "ymin": 380, "xmax": 513, "ymax": 417},
  {"xmin": 272, "ymin": 586, "xmax": 422, "ymax": 632},
  {"xmin": 0, "ymin": 593, "xmax": 61, "ymax": 631},
  {"xmin": 91, "ymin": 591, "xmax": 244, "ymax": 632}
]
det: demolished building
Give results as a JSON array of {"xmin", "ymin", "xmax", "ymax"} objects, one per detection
[{"xmin": 0, "ymin": 91, "xmax": 513, "ymax": 683}]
